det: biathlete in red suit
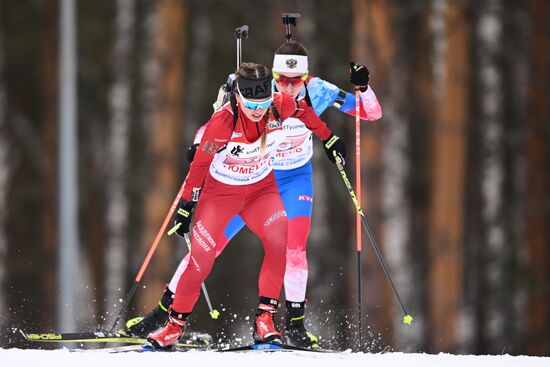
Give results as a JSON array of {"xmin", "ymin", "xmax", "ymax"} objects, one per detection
[{"xmin": 146, "ymin": 63, "xmax": 347, "ymax": 350}]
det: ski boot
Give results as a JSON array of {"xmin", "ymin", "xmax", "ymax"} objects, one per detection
[
  {"xmin": 285, "ymin": 301, "xmax": 319, "ymax": 349},
  {"xmin": 145, "ymin": 308, "xmax": 188, "ymax": 350},
  {"xmin": 123, "ymin": 285, "xmax": 174, "ymax": 337},
  {"xmin": 253, "ymin": 297, "xmax": 283, "ymax": 344}
]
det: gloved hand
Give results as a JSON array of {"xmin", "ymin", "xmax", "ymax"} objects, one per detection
[
  {"xmin": 349, "ymin": 62, "xmax": 370, "ymax": 92},
  {"xmin": 173, "ymin": 199, "xmax": 195, "ymax": 236},
  {"xmin": 323, "ymin": 134, "xmax": 347, "ymax": 165},
  {"xmin": 186, "ymin": 143, "xmax": 199, "ymax": 163}
]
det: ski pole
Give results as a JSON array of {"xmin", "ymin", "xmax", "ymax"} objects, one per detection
[
  {"xmin": 334, "ymin": 154, "xmax": 413, "ymax": 326},
  {"xmin": 354, "ymin": 89, "xmax": 363, "ymax": 350},
  {"xmin": 108, "ymin": 181, "xmax": 186, "ymax": 333}
]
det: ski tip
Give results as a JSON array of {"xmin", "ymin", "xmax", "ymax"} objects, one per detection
[
  {"xmin": 403, "ymin": 314, "xmax": 413, "ymax": 325},
  {"xmin": 251, "ymin": 343, "xmax": 285, "ymax": 350},
  {"xmin": 18, "ymin": 330, "xmax": 62, "ymax": 341},
  {"xmin": 219, "ymin": 342, "xmax": 338, "ymax": 353},
  {"xmin": 141, "ymin": 341, "xmax": 179, "ymax": 352},
  {"xmin": 141, "ymin": 342, "xmax": 157, "ymax": 352}
]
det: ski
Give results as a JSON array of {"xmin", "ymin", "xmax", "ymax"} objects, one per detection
[
  {"xmin": 69, "ymin": 345, "xmax": 146, "ymax": 353},
  {"xmin": 66, "ymin": 342, "xmax": 342, "ymax": 354},
  {"xmin": 19, "ymin": 329, "xmax": 211, "ymax": 349},
  {"xmin": 68, "ymin": 344, "xmax": 193, "ymax": 353},
  {"xmin": 218, "ymin": 342, "xmax": 338, "ymax": 353}
]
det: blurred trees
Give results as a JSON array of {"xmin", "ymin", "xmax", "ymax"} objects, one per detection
[
  {"xmin": 526, "ymin": 0, "xmax": 550, "ymax": 355},
  {"xmin": 38, "ymin": 0, "xmax": 58, "ymax": 329},
  {"xmin": 0, "ymin": 0, "xmax": 8, "ymax": 331},
  {"xmin": 0, "ymin": 0, "xmax": 549, "ymax": 356}
]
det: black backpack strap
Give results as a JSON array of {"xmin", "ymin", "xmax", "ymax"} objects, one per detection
[
  {"xmin": 229, "ymin": 93, "xmax": 239, "ymax": 128},
  {"xmin": 270, "ymin": 104, "xmax": 283, "ymax": 124},
  {"xmin": 304, "ymin": 81, "xmax": 313, "ymax": 107}
]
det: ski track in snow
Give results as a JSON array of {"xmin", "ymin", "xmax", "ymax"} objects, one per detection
[{"xmin": 1, "ymin": 348, "xmax": 549, "ymax": 367}]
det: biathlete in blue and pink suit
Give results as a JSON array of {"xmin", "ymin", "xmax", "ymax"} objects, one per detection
[{"xmin": 126, "ymin": 42, "xmax": 381, "ymax": 349}]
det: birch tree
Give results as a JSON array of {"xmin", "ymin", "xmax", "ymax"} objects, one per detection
[
  {"xmin": 476, "ymin": 0, "xmax": 512, "ymax": 353},
  {"xmin": 105, "ymin": 0, "xmax": 135, "ymax": 321},
  {"xmin": 386, "ymin": 0, "xmax": 436, "ymax": 351},
  {"xmin": 500, "ymin": 0, "xmax": 529, "ymax": 354}
]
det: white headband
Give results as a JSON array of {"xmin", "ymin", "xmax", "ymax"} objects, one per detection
[{"xmin": 272, "ymin": 54, "xmax": 308, "ymax": 74}]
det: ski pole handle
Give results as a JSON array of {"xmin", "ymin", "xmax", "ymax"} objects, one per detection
[{"xmin": 167, "ymin": 222, "xmax": 181, "ymax": 236}]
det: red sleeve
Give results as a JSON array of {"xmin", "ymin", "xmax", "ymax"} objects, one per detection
[
  {"xmin": 182, "ymin": 108, "xmax": 234, "ymax": 202},
  {"xmin": 276, "ymin": 93, "xmax": 332, "ymax": 141}
]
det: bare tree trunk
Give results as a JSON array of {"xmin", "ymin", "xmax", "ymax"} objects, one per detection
[
  {"xmin": 427, "ymin": 0, "xmax": 469, "ymax": 353},
  {"xmin": 461, "ymin": 3, "xmax": 487, "ymax": 354},
  {"xmin": 38, "ymin": 0, "xmax": 59, "ymax": 330},
  {"xmin": 355, "ymin": 0, "xmax": 393, "ymax": 350},
  {"xmin": 0, "ymin": 8, "xmax": 9, "ymax": 330},
  {"xmin": 526, "ymin": 0, "xmax": 550, "ymax": 356},
  {"xmin": 123, "ymin": 0, "xmax": 157, "ymax": 317},
  {"xmin": 104, "ymin": 0, "xmax": 135, "ymax": 324},
  {"xmin": 138, "ymin": 0, "xmax": 187, "ymax": 310},
  {"xmin": 308, "ymin": 1, "xmax": 364, "ymax": 349}
]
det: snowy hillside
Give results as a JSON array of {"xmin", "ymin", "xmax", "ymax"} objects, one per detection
[{"xmin": 1, "ymin": 348, "xmax": 549, "ymax": 367}]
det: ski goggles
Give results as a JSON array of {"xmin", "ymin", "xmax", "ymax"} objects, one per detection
[
  {"xmin": 238, "ymin": 88, "xmax": 273, "ymax": 110},
  {"xmin": 272, "ymin": 70, "xmax": 308, "ymax": 87}
]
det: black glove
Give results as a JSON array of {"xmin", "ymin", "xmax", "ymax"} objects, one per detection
[
  {"xmin": 186, "ymin": 143, "xmax": 199, "ymax": 163},
  {"xmin": 173, "ymin": 200, "xmax": 195, "ymax": 236},
  {"xmin": 323, "ymin": 134, "xmax": 347, "ymax": 165},
  {"xmin": 350, "ymin": 62, "xmax": 370, "ymax": 92}
]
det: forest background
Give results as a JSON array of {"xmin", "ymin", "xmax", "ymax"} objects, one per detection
[{"xmin": 0, "ymin": 0, "xmax": 549, "ymax": 356}]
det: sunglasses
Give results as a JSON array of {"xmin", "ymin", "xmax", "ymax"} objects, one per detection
[
  {"xmin": 238, "ymin": 89, "xmax": 273, "ymax": 110},
  {"xmin": 272, "ymin": 70, "xmax": 308, "ymax": 87}
]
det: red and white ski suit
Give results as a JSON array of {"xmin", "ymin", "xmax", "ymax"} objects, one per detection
[{"xmin": 172, "ymin": 92, "xmax": 332, "ymax": 313}]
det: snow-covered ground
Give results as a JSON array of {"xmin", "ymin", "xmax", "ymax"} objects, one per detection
[{"xmin": 1, "ymin": 348, "xmax": 548, "ymax": 367}]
